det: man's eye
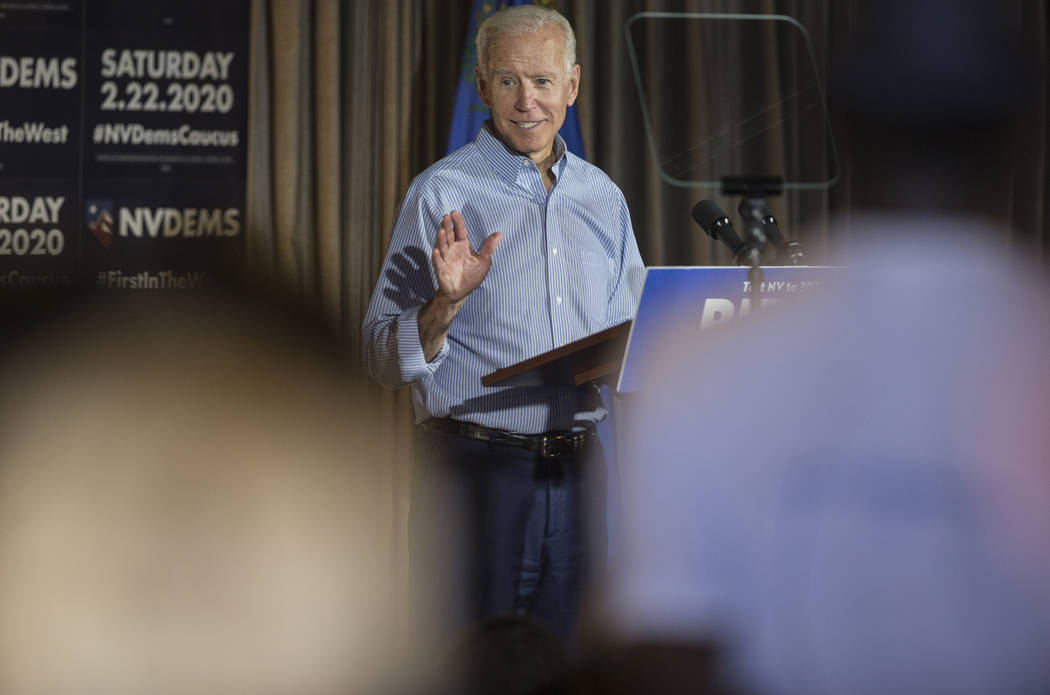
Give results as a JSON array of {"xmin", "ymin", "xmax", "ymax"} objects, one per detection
[
  {"xmin": 536, "ymin": 79, "xmax": 551, "ymax": 86},
  {"xmin": 501, "ymin": 79, "xmax": 514, "ymax": 86}
]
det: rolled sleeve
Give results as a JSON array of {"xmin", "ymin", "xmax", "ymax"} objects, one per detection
[{"xmin": 396, "ymin": 304, "xmax": 450, "ymax": 383}]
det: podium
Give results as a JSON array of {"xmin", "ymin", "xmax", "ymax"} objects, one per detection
[
  {"xmin": 482, "ymin": 266, "xmax": 839, "ymax": 391},
  {"xmin": 480, "ymin": 320, "xmax": 631, "ymax": 388}
]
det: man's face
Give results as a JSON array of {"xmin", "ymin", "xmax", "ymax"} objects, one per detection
[{"xmin": 477, "ymin": 25, "xmax": 579, "ymax": 166}]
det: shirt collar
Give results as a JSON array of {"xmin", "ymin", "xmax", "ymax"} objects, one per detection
[{"xmin": 475, "ymin": 120, "xmax": 568, "ymax": 186}]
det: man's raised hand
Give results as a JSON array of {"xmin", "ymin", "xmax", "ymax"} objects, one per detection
[{"xmin": 431, "ymin": 210, "xmax": 502, "ymax": 305}]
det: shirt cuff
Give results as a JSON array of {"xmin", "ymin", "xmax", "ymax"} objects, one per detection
[{"xmin": 397, "ymin": 304, "xmax": 449, "ymax": 383}]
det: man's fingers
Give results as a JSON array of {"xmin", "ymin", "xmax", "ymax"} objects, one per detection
[
  {"xmin": 478, "ymin": 232, "xmax": 502, "ymax": 261},
  {"xmin": 434, "ymin": 215, "xmax": 450, "ymax": 253},
  {"xmin": 450, "ymin": 210, "xmax": 468, "ymax": 242},
  {"xmin": 435, "ymin": 214, "xmax": 457, "ymax": 261}
]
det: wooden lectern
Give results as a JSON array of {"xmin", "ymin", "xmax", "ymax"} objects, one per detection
[{"xmin": 481, "ymin": 320, "xmax": 631, "ymax": 388}]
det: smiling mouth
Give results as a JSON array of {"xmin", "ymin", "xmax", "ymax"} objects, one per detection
[{"xmin": 514, "ymin": 121, "xmax": 543, "ymax": 129}]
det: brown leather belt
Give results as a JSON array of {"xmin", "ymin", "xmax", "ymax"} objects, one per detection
[{"xmin": 420, "ymin": 417, "xmax": 595, "ymax": 459}]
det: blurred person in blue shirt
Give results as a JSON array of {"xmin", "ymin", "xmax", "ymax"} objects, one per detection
[{"xmin": 598, "ymin": 2, "xmax": 1050, "ymax": 694}]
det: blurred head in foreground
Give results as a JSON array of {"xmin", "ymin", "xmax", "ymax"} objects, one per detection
[{"xmin": 0, "ymin": 291, "xmax": 422, "ymax": 695}]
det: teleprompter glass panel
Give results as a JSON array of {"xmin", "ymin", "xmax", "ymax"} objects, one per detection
[{"xmin": 625, "ymin": 13, "xmax": 839, "ymax": 190}]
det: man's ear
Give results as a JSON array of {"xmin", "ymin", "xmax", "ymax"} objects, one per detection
[
  {"xmin": 567, "ymin": 64, "xmax": 580, "ymax": 106},
  {"xmin": 475, "ymin": 66, "xmax": 491, "ymax": 108}
]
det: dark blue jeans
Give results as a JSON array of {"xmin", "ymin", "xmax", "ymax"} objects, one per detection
[{"xmin": 410, "ymin": 427, "xmax": 606, "ymax": 644}]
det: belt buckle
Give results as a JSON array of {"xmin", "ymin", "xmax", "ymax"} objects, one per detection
[
  {"xmin": 539, "ymin": 431, "xmax": 586, "ymax": 458},
  {"xmin": 539, "ymin": 434, "xmax": 555, "ymax": 458}
]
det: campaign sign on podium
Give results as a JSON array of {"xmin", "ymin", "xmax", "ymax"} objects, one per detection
[{"xmin": 617, "ymin": 266, "xmax": 839, "ymax": 392}]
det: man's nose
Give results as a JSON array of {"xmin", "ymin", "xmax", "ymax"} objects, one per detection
[{"xmin": 515, "ymin": 83, "xmax": 536, "ymax": 110}]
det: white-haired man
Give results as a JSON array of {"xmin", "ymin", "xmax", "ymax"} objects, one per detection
[{"xmin": 362, "ymin": 5, "xmax": 644, "ymax": 641}]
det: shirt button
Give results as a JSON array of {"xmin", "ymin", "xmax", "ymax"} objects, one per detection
[
  {"xmin": 521, "ymin": 160, "xmax": 530, "ymax": 167},
  {"xmin": 552, "ymin": 247, "xmax": 558, "ymax": 255},
  {"xmin": 556, "ymin": 296, "xmax": 562, "ymax": 304}
]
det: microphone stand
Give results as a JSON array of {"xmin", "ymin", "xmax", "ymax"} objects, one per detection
[
  {"xmin": 738, "ymin": 196, "xmax": 805, "ymax": 267},
  {"xmin": 722, "ymin": 176, "xmax": 793, "ymax": 313},
  {"xmin": 742, "ymin": 246, "xmax": 763, "ymax": 314}
]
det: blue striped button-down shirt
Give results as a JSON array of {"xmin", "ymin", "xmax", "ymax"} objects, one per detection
[{"xmin": 362, "ymin": 123, "xmax": 644, "ymax": 433}]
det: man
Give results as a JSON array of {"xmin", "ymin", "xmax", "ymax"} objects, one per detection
[{"xmin": 362, "ymin": 5, "xmax": 644, "ymax": 641}]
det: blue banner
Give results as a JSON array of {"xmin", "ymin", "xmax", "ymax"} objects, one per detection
[
  {"xmin": 0, "ymin": 2, "xmax": 83, "ymax": 289},
  {"xmin": 447, "ymin": 0, "xmax": 585, "ymax": 158},
  {"xmin": 82, "ymin": 0, "xmax": 249, "ymax": 286},
  {"xmin": 0, "ymin": 0, "xmax": 249, "ymax": 291}
]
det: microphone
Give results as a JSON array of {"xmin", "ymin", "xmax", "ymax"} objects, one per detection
[
  {"xmin": 692, "ymin": 200, "xmax": 759, "ymax": 267},
  {"xmin": 737, "ymin": 198, "xmax": 805, "ymax": 265}
]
